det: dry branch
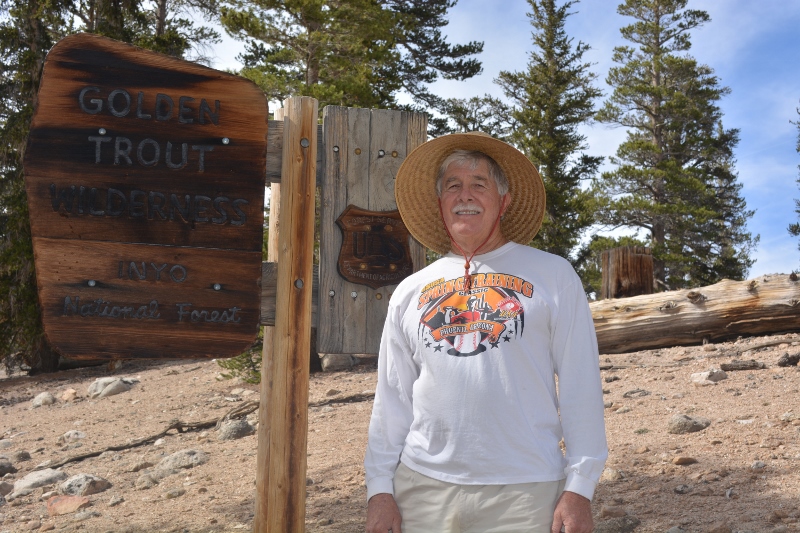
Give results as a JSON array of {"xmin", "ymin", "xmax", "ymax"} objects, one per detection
[
  {"xmin": 39, "ymin": 401, "xmax": 260, "ymax": 471},
  {"xmin": 39, "ymin": 393, "xmax": 376, "ymax": 471}
]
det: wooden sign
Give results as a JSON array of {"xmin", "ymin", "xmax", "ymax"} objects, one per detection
[
  {"xmin": 335, "ymin": 205, "xmax": 413, "ymax": 289},
  {"xmin": 317, "ymin": 107, "xmax": 427, "ymax": 358},
  {"xmin": 23, "ymin": 34, "xmax": 268, "ymax": 360}
]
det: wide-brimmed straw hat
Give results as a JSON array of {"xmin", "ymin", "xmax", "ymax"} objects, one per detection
[{"xmin": 395, "ymin": 132, "xmax": 546, "ymax": 255}]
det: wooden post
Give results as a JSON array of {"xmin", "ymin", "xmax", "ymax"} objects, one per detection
[
  {"xmin": 254, "ymin": 107, "xmax": 282, "ymax": 531},
  {"xmin": 317, "ymin": 107, "xmax": 427, "ymax": 364},
  {"xmin": 600, "ymin": 246, "xmax": 654, "ymax": 300},
  {"xmin": 254, "ymin": 97, "xmax": 318, "ymax": 532}
]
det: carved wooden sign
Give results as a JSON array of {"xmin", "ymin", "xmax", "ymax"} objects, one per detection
[
  {"xmin": 335, "ymin": 205, "xmax": 413, "ymax": 289},
  {"xmin": 23, "ymin": 34, "xmax": 268, "ymax": 360}
]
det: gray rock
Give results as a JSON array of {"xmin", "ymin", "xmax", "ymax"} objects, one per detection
[
  {"xmin": 59, "ymin": 474, "xmax": 112, "ymax": 496},
  {"xmin": 127, "ymin": 460, "xmax": 155, "ymax": 473},
  {"xmin": 668, "ymin": 414, "xmax": 711, "ymax": 434},
  {"xmin": 320, "ymin": 354, "xmax": 354, "ymax": 372},
  {"xmin": 8, "ymin": 469, "xmax": 68, "ymax": 500},
  {"xmin": 87, "ymin": 377, "xmax": 138, "ymax": 399},
  {"xmin": 601, "ymin": 468, "xmax": 624, "ymax": 482},
  {"xmin": 751, "ymin": 460, "xmax": 766, "ymax": 470},
  {"xmin": 98, "ymin": 379, "xmax": 133, "ymax": 398},
  {"xmin": 152, "ymin": 468, "xmax": 179, "ymax": 482},
  {"xmin": 156, "ymin": 449, "xmax": 208, "ymax": 471},
  {"xmin": 163, "ymin": 488, "xmax": 185, "ymax": 499},
  {"xmin": 57, "ymin": 430, "xmax": 86, "ymax": 445},
  {"xmin": 108, "ymin": 495, "xmax": 124, "ymax": 507},
  {"xmin": 777, "ymin": 352, "xmax": 800, "ymax": 367},
  {"xmin": 11, "ymin": 451, "xmax": 30, "ymax": 463},
  {"xmin": 593, "ymin": 516, "xmax": 641, "ymax": 533},
  {"xmin": 135, "ymin": 474, "xmax": 158, "ymax": 490},
  {"xmin": 665, "ymin": 528, "xmax": 686, "ymax": 533},
  {"xmin": 690, "ymin": 368, "xmax": 728, "ymax": 384},
  {"xmin": 0, "ymin": 459, "xmax": 16, "ymax": 476},
  {"xmin": 72, "ymin": 510, "xmax": 100, "ymax": 521},
  {"xmin": 31, "ymin": 392, "xmax": 56, "ymax": 408},
  {"xmin": 0, "ymin": 440, "xmax": 12, "ymax": 450},
  {"xmin": 0, "ymin": 481, "xmax": 12, "ymax": 497},
  {"xmin": 674, "ymin": 484, "xmax": 692, "ymax": 494},
  {"xmin": 217, "ymin": 419, "xmax": 255, "ymax": 441}
]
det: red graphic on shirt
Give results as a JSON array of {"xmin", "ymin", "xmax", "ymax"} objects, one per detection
[{"xmin": 418, "ymin": 274, "xmax": 531, "ymax": 357}]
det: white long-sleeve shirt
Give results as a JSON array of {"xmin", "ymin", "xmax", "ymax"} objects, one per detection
[{"xmin": 364, "ymin": 242, "xmax": 607, "ymax": 501}]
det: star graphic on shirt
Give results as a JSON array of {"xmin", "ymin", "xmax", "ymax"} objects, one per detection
[
  {"xmin": 503, "ymin": 335, "xmax": 511, "ymax": 342},
  {"xmin": 425, "ymin": 340, "xmax": 432, "ymax": 348},
  {"xmin": 490, "ymin": 340, "xmax": 500, "ymax": 349},
  {"xmin": 434, "ymin": 344, "xmax": 443, "ymax": 352}
]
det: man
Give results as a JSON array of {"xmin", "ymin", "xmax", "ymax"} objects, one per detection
[{"xmin": 365, "ymin": 132, "xmax": 607, "ymax": 533}]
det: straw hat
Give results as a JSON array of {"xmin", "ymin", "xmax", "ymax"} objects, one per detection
[{"xmin": 395, "ymin": 132, "xmax": 546, "ymax": 255}]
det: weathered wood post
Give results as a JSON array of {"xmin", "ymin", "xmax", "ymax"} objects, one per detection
[
  {"xmin": 254, "ymin": 96, "xmax": 318, "ymax": 532},
  {"xmin": 316, "ymin": 107, "xmax": 427, "ymax": 369},
  {"xmin": 600, "ymin": 246, "xmax": 654, "ymax": 299},
  {"xmin": 254, "ymin": 107, "xmax": 281, "ymax": 530}
]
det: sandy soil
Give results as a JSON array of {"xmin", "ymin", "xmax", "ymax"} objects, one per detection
[{"xmin": 1, "ymin": 332, "xmax": 799, "ymax": 533}]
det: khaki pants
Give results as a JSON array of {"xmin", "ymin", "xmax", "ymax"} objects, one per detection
[{"xmin": 393, "ymin": 463, "xmax": 565, "ymax": 533}]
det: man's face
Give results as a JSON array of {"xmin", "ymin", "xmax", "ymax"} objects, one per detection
[{"xmin": 439, "ymin": 159, "xmax": 511, "ymax": 253}]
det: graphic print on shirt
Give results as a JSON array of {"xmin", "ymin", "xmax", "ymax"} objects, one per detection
[{"xmin": 417, "ymin": 273, "xmax": 534, "ymax": 357}]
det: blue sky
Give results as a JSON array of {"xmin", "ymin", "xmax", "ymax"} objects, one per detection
[{"xmin": 209, "ymin": 0, "xmax": 800, "ymax": 278}]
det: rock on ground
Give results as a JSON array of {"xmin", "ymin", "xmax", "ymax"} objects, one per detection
[
  {"xmin": 0, "ymin": 459, "xmax": 17, "ymax": 476},
  {"xmin": 593, "ymin": 516, "xmax": 641, "ymax": 533},
  {"xmin": 667, "ymin": 414, "xmax": 711, "ymax": 434},
  {"xmin": 155, "ymin": 449, "xmax": 208, "ymax": 471},
  {"xmin": 8, "ymin": 469, "xmax": 68, "ymax": 500},
  {"xmin": 46, "ymin": 495, "xmax": 91, "ymax": 516},
  {"xmin": 87, "ymin": 377, "xmax": 138, "ymax": 398},
  {"xmin": 59, "ymin": 473, "xmax": 112, "ymax": 496},
  {"xmin": 217, "ymin": 419, "xmax": 255, "ymax": 441},
  {"xmin": 31, "ymin": 391, "xmax": 56, "ymax": 408}
]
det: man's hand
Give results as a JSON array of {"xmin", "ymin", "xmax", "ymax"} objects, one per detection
[
  {"xmin": 551, "ymin": 490, "xmax": 593, "ymax": 533},
  {"xmin": 366, "ymin": 493, "xmax": 402, "ymax": 533}
]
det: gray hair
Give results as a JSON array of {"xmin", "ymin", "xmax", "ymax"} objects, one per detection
[{"xmin": 435, "ymin": 150, "xmax": 509, "ymax": 197}]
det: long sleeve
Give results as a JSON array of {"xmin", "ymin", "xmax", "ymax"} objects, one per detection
[
  {"xmin": 364, "ymin": 301, "xmax": 420, "ymax": 500},
  {"xmin": 550, "ymin": 272, "xmax": 608, "ymax": 501}
]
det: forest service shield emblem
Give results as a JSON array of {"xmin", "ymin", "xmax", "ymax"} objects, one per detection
[{"xmin": 335, "ymin": 205, "xmax": 414, "ymax": 289}]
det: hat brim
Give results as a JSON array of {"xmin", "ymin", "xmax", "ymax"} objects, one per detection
[{"xmin": 395, "ymin": 133, "xmax": 545, "ymax": 255}]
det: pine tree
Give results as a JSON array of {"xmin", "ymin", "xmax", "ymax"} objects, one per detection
[
  {"xmin": 495, "ymin": 0, "xmax": 602, "ymax": 265},
  {"xmin": 789, "ymin": 106, "xmax": 800, "ymax": 269},
  {"xmin": 594, "ymin": 0, "xmax": 757, "ymax": 290},
  {"xmin": 0, "ymin": 0, "xmax": 72, "ymax": 372},
  {"xmin": 438, "ymin": 95, "xmax": 513, "ymax": 138},
  {"xmin": 0, "ymin": 0, "xmax": 221, "ymax": 372},
  {"xmin": 218, "ymin": 0, "xmax": 483, "ymax": 111}
]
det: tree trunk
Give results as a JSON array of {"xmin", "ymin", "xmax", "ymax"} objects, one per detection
[
  {"xmin": 591, "ymin": 273, "xmax": 800, "ymax": 354},
  {"xmin": 600, "ymin": 246, "xmax": 654, "ymax": 299}
]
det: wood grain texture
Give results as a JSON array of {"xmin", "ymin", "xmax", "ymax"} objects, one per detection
[
  {"xmin": 317, "ymin": 106, "xmax": 427, "ymax": 355},
  {"xmin": 25, "ymin": 34, "xmax": 268, "ymax": 251},
  {"xmin": 24, "ymin": 34, "xmax": 267, "ymax": 360},
  {"xmin": 255, "ymin": 96, "xmax": 318, "ymax": 533},
  {"xmin": 407, "ymin": 112, "xmax": 429, "ymax": 271},
  {"xmin": 365, "ymin": 109, "xmax": 409, "ymax": 349},
  {"xmin": 600, "ymin": 246, "xmax": 654, "ymax": 299},
  {"xmin": 590, "ymin": 274, "xmax": 800, "ymax": 353},
  {"xmin": 266, "ymin": 120, "xmax": 323, "ymax": 184},
  {"xmin": 255, "ymin": 107, "xmax": 281, "ymax": 533},
  {"xmin": 34, "ymin": 237, "xmax": 261, "ymax": 359}
]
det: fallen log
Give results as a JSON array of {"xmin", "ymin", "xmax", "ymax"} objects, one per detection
[
  {"xmin": 590, "ymin": 273, "xmax": 800, "ymax": 354},
  {"xmin": 720, "ymin": 360, "xmax": 766, "ymax": 371}
]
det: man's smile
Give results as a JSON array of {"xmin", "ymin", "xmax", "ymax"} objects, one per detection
[{"xmin": 452, "ymin": 204, "xmax": 483, "ymax": 216}]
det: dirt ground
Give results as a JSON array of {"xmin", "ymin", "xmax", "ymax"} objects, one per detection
[{"xmin": 1, "ymin": 332, "xmax": 799, "ymax": 533}]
